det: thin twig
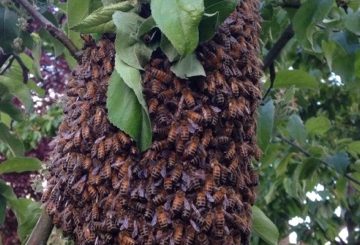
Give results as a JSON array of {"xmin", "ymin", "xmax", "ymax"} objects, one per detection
[
  {"xmin": 0, "ymin": 55, "xmax": 15, "ymax": 75},
  {"xmin": 14, "ymin": 0, "xmax": 80, "ymax": 63},
  {"xmin": 25, "ymin": 210, "xmax": 53, "ymax": 245},
  {"xmin": 262, "ymin": 63, "xmax": 276, "ymax": 103},
  {"xmin": 263, "ymin": 24, "xmax": 294, "ymax": 70},
  {"xmin": 278, "ymin": 135, "xmax": 360, "ymax": 186},
  {"xmin": 13, "ymin": 54, "xmax": 29, "ymax": 83}
]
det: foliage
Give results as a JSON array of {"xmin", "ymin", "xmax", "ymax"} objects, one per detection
[{"xmin": 0, "ymin": 0, "xmax": 359, "ymax": 244}]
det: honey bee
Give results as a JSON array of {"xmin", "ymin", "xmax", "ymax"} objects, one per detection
[
  {"xmin": 225, "ymin": 142, "xmax": 236, "ymax": 160},
  {"xmin": 152, "ymin": 190, "xmax": 166, "ymax": 206},
  {"xmin": 104, "ymin": 58, "xmax": 113, "ymax": 74},
  {"xmin": 148, "ymin": 98, "xmax": 159, "ymax": 115},
  {"xmin": 140, "ymin": 223, "xmax": 150, "ymax": 238},
  {"xmin": 151, "ymin": 159, "xmax": 166, "ymax": 179},
  {"xmin": 201, "ymin": 129, "xmax": 213, "ymax": 148},
  {"xmin": 213, "ymin": 187, "xmax": 226, "ymax": 204},
  {"xmin": 133, "ymin": 202, "xmax": 146, "ymax": 213},
  {"xmin": 182, "ymin": 198, "xmax": 191, "ymax": 220},
  {"xmin": 173, "ymin": 78, "xmax": 183, "ymax": 94},
  {"xmin": 151, "ymin": 79, "xmax": 162, "ymax": 95},
  {"xmin": 212, "ymin": 162, "xmax": 221, "ymax": 185},
  {"xmin": 171, "ymin": 165, "xmax": 183, "ymax": 183},
  {"xmin": 73, "ymin": 176, "xmax": 86, "ymax": 195},
  {"xmin": 63, "ymin": 140, "xmax": 74, "ymax": 153},
  {"xmin": 156, "ymin": 207, "xmax": 169, "ymax": 229},
  {"xmin": 214, "ymin": 70, "xmax": 226, "ymax": 88},
  {"xmin": 207, "ymin": 74, "xmax": 216, "ymax": 95},
  {"xmin": 215, "ymin": 91, "xmax": 225, "ymax": 105},
  {"xmin": 202, "ymin": 212, "xmax": 213, "ymax": 232},
  {"xmin": 179, "ymin": 124, "xmax": 190, "ymax": 141},
  {"xmin": 93, "ymin": 108, "xmax": 104, "ymax": 129},
  {"xmin": 84, "ymin": 81, "xmax": 96, "ymax": 100},
  {"xmin": 204, "ymin": 175, "xmax": 215, "ymax": 193},
  {"xmin": 198, "ymin": 46, "xmax": 221, "ymax": 69},
  {"xmin": 97, "ymin": 140, "xmax": 106, "ymax": 160},
  {"xmin": 173, "ymin": 223, "xmax": 184, "ymax": 245},
  {"xmin": 91, "ymin": 202, "xmax": 100, "ymax": 220},
  {"xmin": 82, "ymin": 156, "xmax": 92, "ymax": 170},
  {"xmin": 159, "ymin": 89, "xmax": 175, "ymax": 102},
  {"xmin": 167, "ymin": 123, "xmax": 177, "ymax": 143},
  {"xmin": 184, "ymin": 226, "xmax": 195, "ymax": 245},
  {"xmin": 214, "ymin": 209, "xmax": 225, "ymax": 236},
  {"xmin": 201, "ymin": 106, "xmax": 212, "ymax": 123},
  {"xmin": 151, "ymin": 68, "xmax": 172, "ymax": 82},
  {"xmin": 118, "ymin": 233, "xmax": 135, "ymax": 245},
  {"xmin": 91, "ymin": 64, "xmax": 100, "ymax": 79},
  {"xmin": 101, "ymin": 160, "xmax": 111, "ymax": 179},
  {"xmin": 187, "ymin": 111, "xmax": 203, "ymax": 124},
  {"xmin": 164, "ymin": 177, "xmax": 173, "ymax": 192},
  {"xmin": 167, "ymin": 152, "xmax": 176, "ymax": 169},
  {"xmin": 144, "ymin": 203, "xmax": 155, "ymax": 221},
  {"xmin": 172, "ymin": 191, "xmax": 185, "ymax": 214},
  {"xmin": 196, "ymin": 191, "xmax": 206, "ymax": 208},
  {"xmin": 176, "ymin": 139, "xmax": 185, "ymax": 153},
  {"xmin": 184, "ymin": 136, "xmax": 199, "ymax": 158},
  {"xmin": 117, "ymin": 131, "xmax": 131, "ymax": 147},
  {"xmin": 119, "ymin": 177, "xmax": 130, "ymax": 196},
  {"xmin": 152, "ymin": 140, "xmax": 168, "ymax": 151},
  {"xmin": 87, "ymin": 185, "xmax": 98, "ymax": 199},
  {"xmin": 230, "ymin": 77, "xmax": 240, "ymax": 97},
  {"xmin": 81, "ymin": 124, "xmax": 91, "ymax": 141},
  {"xmin": 196, "ymin": 233, "xmax": 209, "ymax": 245},
  {"xmin": 182, "ymin": 88, "xmax": 195, "ymax": 108},
  {"xmin": 83, "ymin": 225, "xmax": 95, "ymax": 243}
]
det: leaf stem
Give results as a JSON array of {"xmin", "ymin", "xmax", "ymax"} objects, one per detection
[
  {"xmin": 277, "ymin": 135, "xmax": 360, "ymax": 186},
  {"xmin": 25, "ymin": 210, "xmax": 53, "ymax": 245},
  {"xmin": 14, "ymin": 0, "xmax": 81, "ymax": 63}
]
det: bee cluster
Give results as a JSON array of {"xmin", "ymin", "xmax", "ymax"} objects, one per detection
[{"xmin": 42, "ymin": 0, "xmax": 262, "ymax": 244}]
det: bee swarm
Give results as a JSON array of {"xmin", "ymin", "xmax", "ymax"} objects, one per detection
[{"xmin": 42, "ymin": 0, "xmax": 262, "ymax": 244}]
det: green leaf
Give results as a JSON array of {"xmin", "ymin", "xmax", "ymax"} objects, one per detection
[
  {"xmin": 137, "ymin": 17, "xmax": 157, "ymax": 38},
  {"xmin": 252, "ymin": 206, "xmax": 279, "ymax": 245},
  {"xmin": 113, "ymin": 11, "xmax": 152, "ymax": 70},
  {"xmin": 344, "ymin": 10, "xmax": 360, "ymax": 35},
  {"xmin": 170, "ymin": 53, "xmax": 205, "ymax": 79},
  {"xmin": 347, "ymin": 141, "xmax": 360, "ymax": 158},
  {"xmin": 151, "ymin": 0, "xmax": 204, "ymax": 55},
  {"xmin": 274, "ymin": 70, "xmax": 318, "ymax": 89},
  {"xmin": 106, "ymin": 71, "xmax": 152, "ymax": 151},
  {"xmin": 199, "ymin": 0, "xmax": 237, "ymax": 42},
  {"xmin": 9, "ymin": 198, "xmax": 41, "ymax": 242},
  {"xmin": 0, "ymin": 7, "xmax": 20, "ymax": 52},
  {"xmin": 0, "ymin": 180, "xmax": 16, "ymax": 201},
  {"xmin": 0, "ymin": 195, "xmax": 6, "ymax": 225},
  {"xmin": 0, "ymin": 123, "xmax": 24, "ymax": 157},
  {"xmin": 325, "ymin": 152, "xmax": 350, "ymax": 175},
  {"xmin": 0, "ymin": 157, "xmax": 42, "ymax": 174},
  {"xmin": 67, "ymin": 0, "xmax": 92, "ymax": 47},
  {"xmin": 114, "ymin": 59, "xmax": 148, "ymax": 111},
  {"xmin": 293, "ymin": 0, "xmax": 333, "ymax": 43},
  {"xmin": 299, "ymin": 158, "xmax": 320, "ymax": 180},
  {"xmin": 276, "ymin": 153, "xmax": 294, "ymax": 177},
  {"xmin": 286, "ymin": 114, "xmax": 306, "ymax": 144},
  {"xmin": 0, "ymin": 62, "xmax": 33, "ymax": 112},
  {"xmin": 0, "ymin": 100, "xmax": 24, "ymax": 121},
  {"xmin": 305, "ymin": 116, "xmax": 331, "ymax": 136},
  {"xmin": 257, "ymin": 100, "xmax": 275, "ymax": 152},
  {"xmin": 160, "ymin": 35, "xmax": 180, "ymax": 62},
  {"xmin": 322, "ymin": 40, "xmax": 337, "ymax": 71},
  {"xmin": 71, "ymin": 2, "xmax": 133, "ymax": 33}
]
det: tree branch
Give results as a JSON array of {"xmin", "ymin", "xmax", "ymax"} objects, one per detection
[
  {"xmin": 14, "ymin": 0, "xmax": 81, "ymax": 63},
  {"xmin": 263, "ymin": 24, "xmax": 294, "ymax": 70},
  {"xmin": 25, "ymin": 210, "xmax": 53, "ymax": 245},
  {"xmin": 278, "ymin": 135, "xmax": 360, "ymax": 186}
]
